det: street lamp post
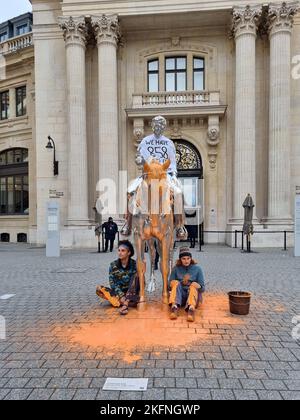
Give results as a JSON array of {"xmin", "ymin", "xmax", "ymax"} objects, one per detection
[{"xmin": 46, "ymin": 135, "xmax": 59, "ymax": 176}]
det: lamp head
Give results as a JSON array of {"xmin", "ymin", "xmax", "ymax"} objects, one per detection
[{"xmin": 46, "ymin": 136, "xmax": 54, "ymax": 149}]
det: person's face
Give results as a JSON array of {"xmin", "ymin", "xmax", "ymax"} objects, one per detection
[
  {"xmin": 181, "ymin": 256, "xmax": 191, "ymax": 266},
  {"xmin": 118, "ymin": 246, "xmax": 130, "ymax": 260},
  {"xmin": 152, "ymin": 119, "xmax": 165, "ymax": 137}
]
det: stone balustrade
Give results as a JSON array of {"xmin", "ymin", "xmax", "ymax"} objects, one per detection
[
  {"xmin": 132, "ymin": 90, "xmax": 220, "ymax": 108},
  {"xmin": 0, "ymin": 33, "xmax": 33, "ymax": 54}
]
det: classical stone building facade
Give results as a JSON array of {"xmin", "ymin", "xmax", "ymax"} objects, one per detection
[{"xmin": 0, "ymin": 1, "xmax": 299, "ymax": 248}]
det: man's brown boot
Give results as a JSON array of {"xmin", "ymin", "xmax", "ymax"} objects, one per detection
[
  {"xmin": 187, "ymin": 306, "xmax": 195, "ymax": 322},
  {"xmin": 170, "ymin": 305, "xmax": 179, "ymax": 320}
]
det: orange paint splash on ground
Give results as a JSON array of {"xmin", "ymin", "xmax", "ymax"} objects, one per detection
[{"xmin": 51, "ymin": 293, "xmax": 247, "ymax": 361}]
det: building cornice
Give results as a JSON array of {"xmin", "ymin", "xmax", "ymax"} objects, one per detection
[
  {"xmin": 126, "ymin": 104, "xmax": 227, "ymax": 119},
  {"xmin": 60, "ymin": 0, "xmax": 271, "ymax": 16}
]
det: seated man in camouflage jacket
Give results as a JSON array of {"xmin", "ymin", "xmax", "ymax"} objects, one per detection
[{"xmin": 96, "ymin": 240, "xmax": 139, "ymax": 315}]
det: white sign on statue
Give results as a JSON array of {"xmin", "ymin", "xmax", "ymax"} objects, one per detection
[{"xmin": 295, "ymin": 187, "xmax": 300, "ymax": 257}]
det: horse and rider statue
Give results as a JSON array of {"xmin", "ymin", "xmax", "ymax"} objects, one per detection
[{"xmin": 96, "ymin": 116, "xmax": 205, "ymax": 321}]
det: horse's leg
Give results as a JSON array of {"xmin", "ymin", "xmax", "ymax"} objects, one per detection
[
  {"xmin": 147, "ymin": 238, "xmax": 156, "ymax": 293},
  {"xmin": 135, "ymin": 233, "xmax": 146, "ymax": 304},
  {"xmin": 161, "ymin": 233, "xmax": 171, "ymax": 305}
]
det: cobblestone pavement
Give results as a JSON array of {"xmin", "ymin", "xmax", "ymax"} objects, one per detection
[{"xmin": 0, "ymin": 242, "xmax": 299, "ymax": 400}]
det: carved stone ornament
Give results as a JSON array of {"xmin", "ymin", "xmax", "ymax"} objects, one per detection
[
  {"xmin": 170, "ymin": 119, "xmax": 182, "ymax": 139},
  {"xmin": 207, "ymin": 126, "xmax": 220, "ymax": 146},
  {"xmin": 58, "ymin": 16, "xmax": 87, "ymax": 46},
  {"xmin": 208, "ymin": 150, "xmax": 218, "ymax": 170},
  {"xmin": 91, "ymin": 14, "xmax": 121, "ymax": 46},
  {"xmin": 231, "ymin": 5, "xmax": 262, "ymax": 38},
  {"xmin": 267, "ymin": 1, "xmax": 299, "ymax": 36},
  {"xmin": 133, "ymin": 127, "xmax": 144, "ymax": 148}
]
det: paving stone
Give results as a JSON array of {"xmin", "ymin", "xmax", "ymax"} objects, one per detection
[
  {"xmin": 5, "ymin": 369, "xmax": 28, "ymax": 378},
  {"xmin": 154, "ymin": 378, "xmax": 176, "ymax": 388},
  {"xmin": 119, "ymin": 391, "xmax": 142, "ymax": 400},
  {"xmin": 84, "ymin": 368, "xmax": 106, "ymax": 378},
  {"xmin": 233, "ymin": 390, "xmax": 259, "ymax": 400},
  {"xmin": 144, "ymin": 368, "xmax": 164, "ymax": 377},
  {"xmin": 262, "ymin": 380, "xmax": 287, "ymax": 390},
  {"xmin": 4, "ymin": 388, "xmax": 33, "ymax": 400},
  {"xmin": 166, "ymin": 388, "xmax": 188, "ymax": 400},
  {"xmin": 68, "ymin": 378, "xmax": 92, "ymax": 388},
  {"xmin": 0, "ymin": 389, "xmax": 11, "ymax": 400},
  {"xmin": 165, "ymin": 368, "xmax": 185, "ymax": 378},
  {"xmin": 124, "ymin": 369, "xmax": 145, "ymax": 378},
  {"xmin": 283, "ymin": 380, "xmax": 300, "ymax": 391},
  {"xmin": 280, "ymin": 391, "xmax": 300, "ymax": 400},
  {"xmin": 25, "ymin": 378, "xmax": 51, "ymax": 388},
  {"xmin": 47, "ymin": 378, "xmax": 71, "ymax": 388},
  {"xmin": 211, "ymin": 390, "xmax": 235, "ymax": 400},
  {"xmin": 205, "ymin": 369, "xmax": 226, "ymax": 379},
  {"xmin": 240, "ymin": 379, "xmax": 265, "ymax": 390},
  {"xmin": 142, "ymin": 389, "xmax": 165, "ymax": 400},
  {"xmin": 96, "ymin": 390, "xmax": 120, "ymax": 400},
  {"xmin": 225, "ymin": 369, "xmax": 247, "ymax": 379},
  {"xmin": 246, "ymin": 370, "xmax": 268, "ymax": 380},
  {"xmin": 27, "ymin": 389, "xmax": 54, "ymax": 400},
  {"xmin": 50, "ymin": 389, "xmax": 76, "ymax": 400},
  {"xmin": 73, "ymin": 389, "xmax": 98, "ymax": 400},
  {"xmin": 196, "ymin": 378, "xmax": 219, "ymax": 389},
  {"xmin": 175, "ymin": 360, "xmax": 194, "ymax": 369},
  {"xmin": 5, "ymin": 378, "xmax": 30, "ymax": 388},
  {"xmin": 257, "ymin": 390, "xmax": 283, "ymax": 400},
  {"xmin": 188, "ymin": 389, "xmax": 211, "ymax": 400},
  {"xmin": 176, "ymin": 378, "xmax": 197, "ymax": 388},
  {"xmin": 218, "ymin": 379, "xmax": 242, "ymax": 389}
]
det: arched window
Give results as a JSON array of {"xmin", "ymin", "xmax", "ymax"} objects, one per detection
[
  {"xmin": 0, "ymin": 148, "xmax": 29, "ymax": 215},
  {"xmin": 174, "ymin": 140, "xmax": 203, "ymax": 208},
  {"xmin": 174, "ymin": 140, "xmax": 202, "ymax": 176}
]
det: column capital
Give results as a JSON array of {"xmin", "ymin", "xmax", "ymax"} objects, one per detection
[
  {"xmin": 231, "ymin": 5, "xmax": 262, "ymax": 39},
  {"xmin": 91, "ymin": 14, "xmax": 121, "ymax": 47},
  {"xmin": 268, "ymin": 1, "xmax": 299, "ymax": 37},
  {"xmin": 58, "ymin": 16, "xmax": 87, "ymax": 47}
]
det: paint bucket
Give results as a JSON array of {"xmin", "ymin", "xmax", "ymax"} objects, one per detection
[{"xmin": 228, "ymin": 291, "xmax": 251, "ymax": 315}]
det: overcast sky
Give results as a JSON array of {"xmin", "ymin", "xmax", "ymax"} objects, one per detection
[{"xmin": 0, "ymin": 0, "xmax": 32, "ymax": 23}]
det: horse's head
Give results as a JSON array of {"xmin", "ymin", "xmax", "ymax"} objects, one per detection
[{"xmin": 143, "ymin": 158, "xmax": 171, "ymax": 181}]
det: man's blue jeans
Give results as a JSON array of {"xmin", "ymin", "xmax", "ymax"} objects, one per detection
[{"xmin": 169, "ymin": 280, "xmax": 202, "ymax": 310}]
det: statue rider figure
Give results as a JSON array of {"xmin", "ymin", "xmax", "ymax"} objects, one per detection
[{"xmin": 121, "ymin": 115, "xmax": 188, "ymax": 240}]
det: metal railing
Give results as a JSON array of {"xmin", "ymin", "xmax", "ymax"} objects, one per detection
[{"xmin": 175, "ymin": 226, "xmax": 294, "ymax": 252}]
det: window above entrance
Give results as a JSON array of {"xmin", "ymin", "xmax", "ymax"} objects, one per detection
[{"xmin": 147, "ymin": 54, "xmax": 205, "ymax": 93}]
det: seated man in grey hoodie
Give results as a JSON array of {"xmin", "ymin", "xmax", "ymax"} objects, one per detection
[{"xmin": 169, "ymin": 246, "xmax": 205, "ymax": 322}]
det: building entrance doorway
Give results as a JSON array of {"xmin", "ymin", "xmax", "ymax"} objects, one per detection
[{"xmin": 174, "ymin": 140, "xmax": 204, "ymax": 246}]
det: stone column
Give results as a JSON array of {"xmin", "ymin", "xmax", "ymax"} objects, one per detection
[
  {"xmin": 267, "ymin": 2, "xmax": 298, "ymax": 220},
  {"xmin": 92, "ymin": 15, "xmax": 121, "ymax": 215},
  {"xmin": 231, "ymin": 5, "xmax": 262, "ymax": 219},
  {"xmin": 59, "ymin": 16, "xmax": 89, "ymax": 225}
]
